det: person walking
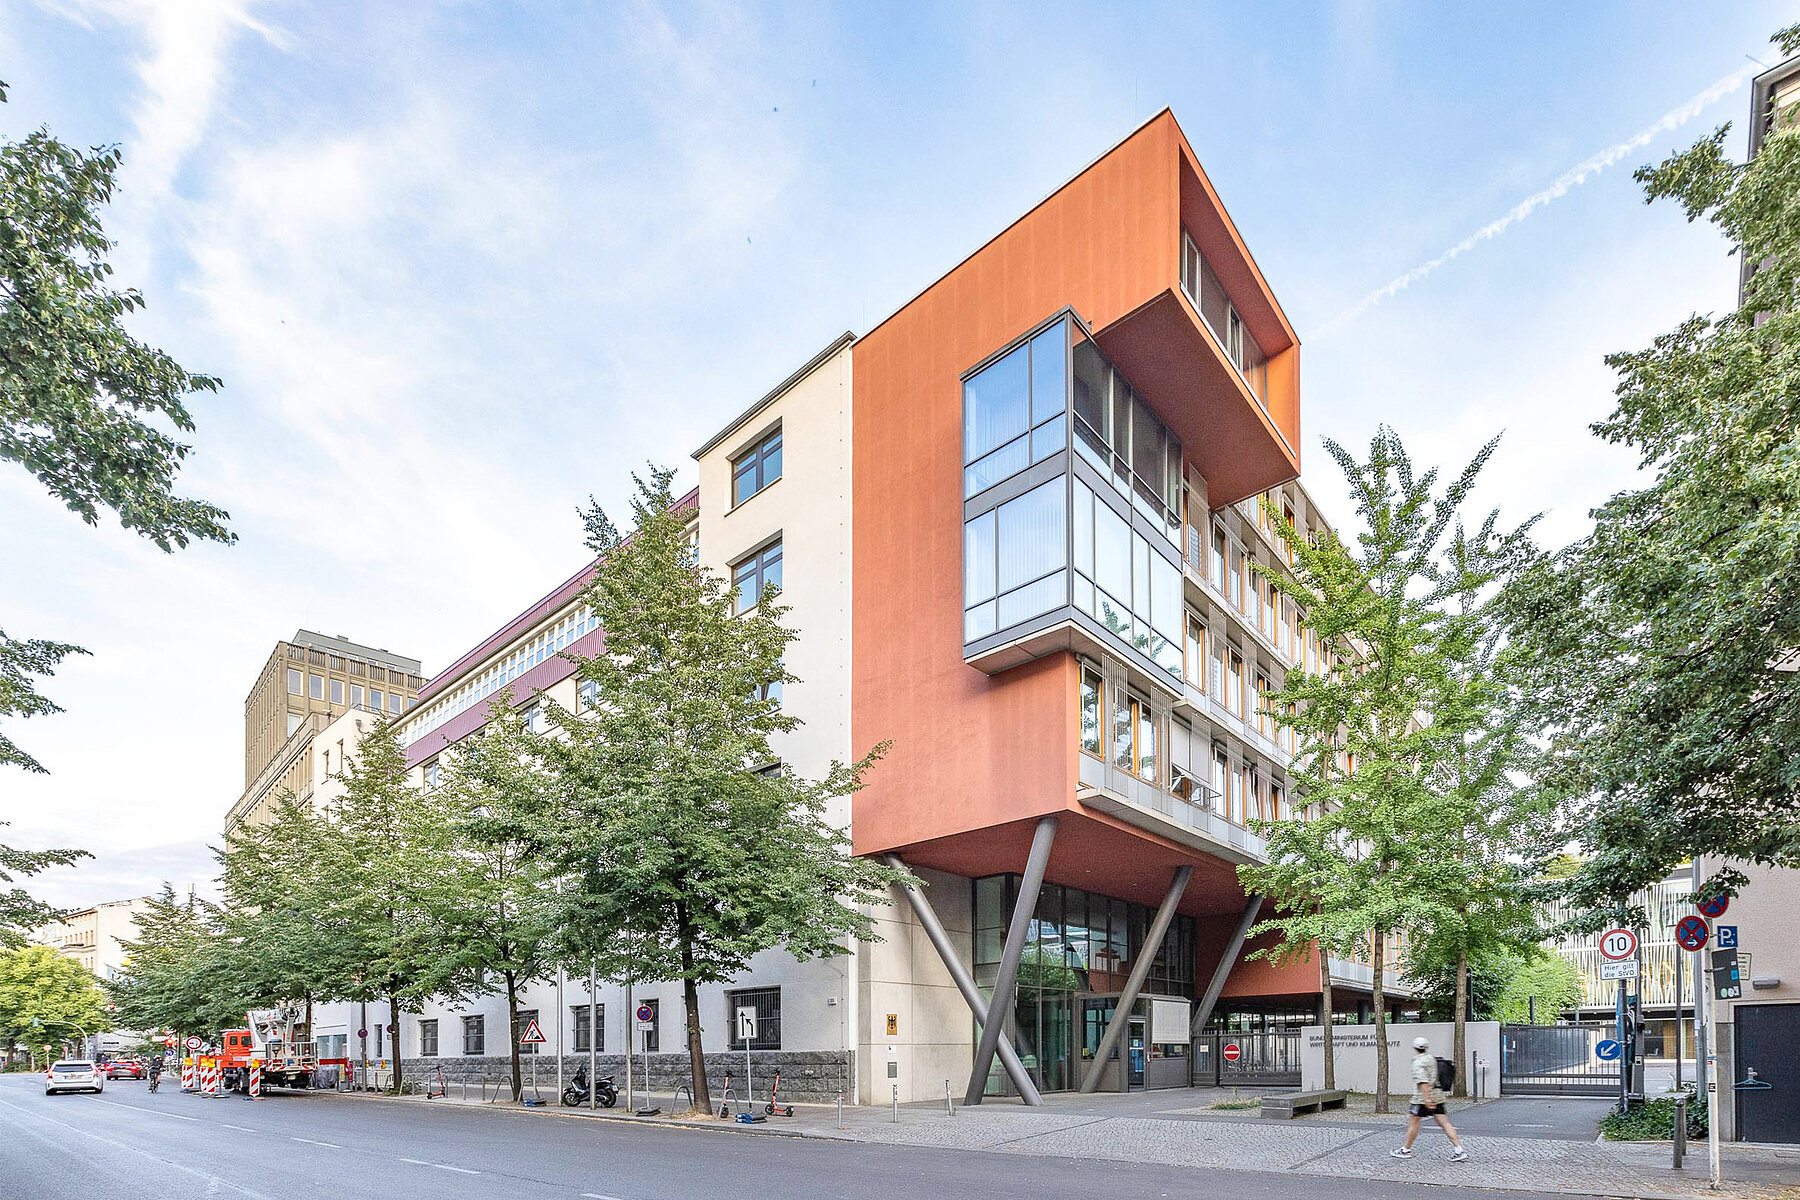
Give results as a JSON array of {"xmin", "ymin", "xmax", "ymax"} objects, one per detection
[{"xmin": 1392, "ymin": 1035, "xmax": 1468, "ymax": 1162}]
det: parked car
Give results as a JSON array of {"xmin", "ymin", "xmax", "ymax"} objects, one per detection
[
  {"xmin": 45, "ymin": 1061, "xmax": 104, "ymax": 1095},
  {"xmin": 103, "ymin": 1059, "xmax": 144, "ymax": 1080}
]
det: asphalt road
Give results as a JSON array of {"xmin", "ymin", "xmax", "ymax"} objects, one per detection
[{"xmin": 0, "ymin": 1073, "xmax": 1585, "ymax": 1200}]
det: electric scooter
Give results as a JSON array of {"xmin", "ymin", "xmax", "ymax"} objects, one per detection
[
  {"xmin": 764, "ymin": 1071, "xmax": 794, "ymax": 1117},
  {"xmin": 561, "ymin": 1063, "xmax": 618, "ymax": 1108}
]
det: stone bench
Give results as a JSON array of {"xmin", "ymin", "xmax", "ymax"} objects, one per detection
[{"xmin": 1260, "ymin": 1089, "xmax": 1348, "ymax": 1119}]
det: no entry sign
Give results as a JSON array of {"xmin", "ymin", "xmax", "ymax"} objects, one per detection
[
  {"xmin": 1675, "ymin": 914, "xmax": 1710, "ymax": 952},
  {"xmin": 1599, "ymin": 928, "xmax": 1638, "ymax": 961},
  {"xmin": 1222, "ymin": 1042, "xmax": 1242, "ymax": 1062}
]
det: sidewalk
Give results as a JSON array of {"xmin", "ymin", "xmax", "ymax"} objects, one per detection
[{"xmin": 335, "ymin": 1086, "xmax": 1800, "ymax": 1199}]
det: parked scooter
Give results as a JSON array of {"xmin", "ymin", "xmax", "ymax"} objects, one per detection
[{"xmin": 561, "ymin": 1063, "xmax": 618, "ymax": 1109}]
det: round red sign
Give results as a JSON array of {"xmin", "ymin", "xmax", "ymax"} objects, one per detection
[{"xmin": 1222, "ymin": 1042, "xmax": 1242, "ymax": 1062}]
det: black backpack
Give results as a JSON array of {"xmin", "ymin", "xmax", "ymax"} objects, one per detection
[{"xmin": 1435, "ymin": 1056, "xmax": 1456, "ymax": 1092}]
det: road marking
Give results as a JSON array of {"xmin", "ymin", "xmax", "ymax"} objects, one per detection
[
  {"xmin": 220, "ymin": 1123, "xmax": 255, "ymax": 1132},
  {"xmin": 581, "ymin": 1193, "xmax": 627, "ymax": 1199},
  {"xmin": 400, "ymin": 1157, "xmax": 479, "ymax": 1175},
  {"xmin": 290, "ymin": 1137, "xmax": 340, "ymax": 1148},
  {"xmin": 95, "ymin": 1099, "xmax": 200, "ymax": 1122}
]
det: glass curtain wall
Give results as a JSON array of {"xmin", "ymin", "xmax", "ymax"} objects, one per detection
[{"xmin": 974, "ymin": 874, "xmax": 1196, "ymax": 1095}]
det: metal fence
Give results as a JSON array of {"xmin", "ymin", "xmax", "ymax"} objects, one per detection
[
  {"xmin": 1190, "ymin": 1031, "xmax": 1302, "ymax": 1087},
  {"xmin": 1499, "ymin": 1024, "xmax": 1617, "ymax": 1096}
]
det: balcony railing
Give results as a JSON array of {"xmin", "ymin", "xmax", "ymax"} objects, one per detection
[{"xmin": 1077, "ymin": 753, "xmax": 1266, "ymax": 864}]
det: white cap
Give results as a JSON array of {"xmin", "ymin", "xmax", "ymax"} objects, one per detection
[{"xmin": 1413, "ymin": 1037, "xmax": 1430, "ymax": 1051}]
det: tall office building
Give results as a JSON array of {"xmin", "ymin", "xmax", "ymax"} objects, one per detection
[{"xmin": 380, "ymin": 110, "xmax": 1411, "ymax": 1104}]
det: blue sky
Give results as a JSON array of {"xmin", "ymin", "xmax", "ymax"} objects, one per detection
[{"xmin": 3, "ymin": 1, "xmax": 1792, "ymax": 905}]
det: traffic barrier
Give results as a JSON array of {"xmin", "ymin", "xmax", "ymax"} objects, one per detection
[
  {"xmin": 203, "ymin": 1060, "xmax": 221, "ymax": 1098},
  {"xmin": 247, "ymin": 1062, "xmax": 261, "ymax": 1100},
  {"xmin": 181, "ymin": 1057, "xmax": 196, "ymax": 1092}
]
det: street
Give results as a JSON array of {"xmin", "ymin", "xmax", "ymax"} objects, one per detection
[{"xmin": 0, "ymin": 1074, "xmax": 1586, "ymax": 1200}]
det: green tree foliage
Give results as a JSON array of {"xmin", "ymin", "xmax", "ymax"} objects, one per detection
[
  {"xmin": 0, "ymin": 820, "xmax": 87, "ymax": 947},
  {"xmin": 1406, "ymin": 945, "xmax": 1515, "ymax": 1023},
  {"xmin": 0, "ymin": 943, "xmax": 109, "ymax": 1062},
  {"xmin": 1407, "ymin": 945, "xmax": 1580, "ymax": 1026},
  {"xmin": 424, "ymin": 693, "xmax": 562, "ymax": 1102},
  {"xmin": 1491, "ymin": 948, "xmax": 1584, "ymax": 1025},
  {"xmin": 540, "ymin": 466, "xmax": 905, "ymax": 1114},
  {"xmin": 1503, "ymin": 24, "xmax": 1800, "ymax": 908},
  {"xmin": 1241, "ymin": 429, "xmax": 1524, "ymax": 1111},
  {"xmin": 108, "ymin": 885, "xmax": 239, "ymax": 1041},
  {"xmin": 319, "ymin": 717, "xmax": 449, "ymax": 1093}
]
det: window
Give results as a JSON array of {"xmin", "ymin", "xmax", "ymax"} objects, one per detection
[
  {"xmin": 571, "ymin": 1004, "xmax": 603, "ymax": 1054},
  {"xmin": 330, "ymin": 679, "xmax": 344, "ymax": 704},
  {"xmin": 322, "ymin": 748, "xmax": 330, "ymax": 776},
  {"xmin": 1210, "ymin": 526, "xmax": 1226, "ymax": 592},
  {"xmin": 732, "ymin": 426, "xmax": 784, "ymax": 506},
  {"xmin": 1110, "ymin": 684, "xmax": 1158, "ymax": 785},
  {"xmin": 522, "ymin": 704, "xmax": 547, "ymax": 734},
  {"xmin": 1211, "ymin": 745, "xmax": 1229, "ymax": 816},
  {"xmin": 1185, "ymin": 613, "xmax": 1206, "ymax": 692},
  {"xmin": 389, "ymin": 693, "xmax": 403, "ymax": 715},
  {"xmin": 1079, "ymin": 667, "xmax": 1103, "ymax": 757},
  {"xmin": 1069, "ymin": 333, "xmax": 1181, "ymax": 536},
  {"xmin": 1068, "ymin": 480, "xmax": 1182, "ymax": 674},
  {"xmin": 309, "ymin": 673, "xmax": 324, "ymax": 700},
  {"xmin": 1255, "ymin": 672, "xmax": 1272, "ymax": 737},
  {"xmin": 1227, "ymin": 649, "xmax": 1245, "ymax": 718},
  {"xmin": 286, "ymin": 711, "xmax": 303, "ymax": 737},
  {"xmin": 964, "ymin": 477, "xmax": 1066, "ymax": 642},
  {"xmin": 424, "ymin": 760, "xmax": 441, "ymax": 789},
  {"xmin": 462, "ymin": 1015, "xmax": 484, "ymax": 1056},
  {"xmin": 732, "ymin": 541, "xmax": 783, "ymax": 614},
  {"xmin": 1271, "ymin": 782, "xmax": 1287, "ymax": 822},
  {"xmin": 351, "ymin": 684, "xmax": 364, "ymax": 709},
  {"xmin": 370, "ymin": 688, "xmax": 384, "ymax": 713},
  {"xmin": 725, "ymin": 987, "xmax": 782, "ymax": 1050},
  {"xmin": 287, "ymin": 669, "xmax": 302, "ymax": 696},
  {"xmin": 419, "ymin": 1019, "xmax": 438, "ymax": 1057},
  {"xmin": 964, "ymin": 321, "xmax": 1067, "ymax": 498},
  {"xmin": 517, "ymin": 1009, "xmax": 539, "ymax": 1055},
  {"xmin": 577, "ymin": 679, "xmax": 599, "ymax": 712},
  {"xmin": 1227, "ymin": 542, "xmax": 1242, "ymax": 609},
  {"xmin": 1229, "ymin": 759, "xmax": 1244, "ymax": 824}
]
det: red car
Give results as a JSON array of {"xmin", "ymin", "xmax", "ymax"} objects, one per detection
[{"xmin": 102, "ymin": 1059, "xmax": 145, "ymax": 1080}]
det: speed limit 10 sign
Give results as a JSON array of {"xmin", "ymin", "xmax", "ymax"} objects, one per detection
[{"xmin": 1599, "ymin": 927, "xmax": 1639, "ymax": 961}]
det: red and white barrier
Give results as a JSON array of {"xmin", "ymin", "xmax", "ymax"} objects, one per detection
[
  {"xmin": 202, "ymin": 1060, "xmax": 221, "ymax": 1097},
  {"xmin": 247, "ymin": 1062, "xmax": 261, "ymax": 1100},
  {"xmin": 180, "ymin": 1058, "xmax": 196, "ymax": 1092}
]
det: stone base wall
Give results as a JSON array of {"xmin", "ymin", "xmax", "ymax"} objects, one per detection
[{"xmin": 402, "ymin": 1049, "xmax": 855, "ymax": 1104}]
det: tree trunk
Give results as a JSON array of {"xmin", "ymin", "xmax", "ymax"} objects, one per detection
[
  {"xmin": 1372, "ymin": 931, "xmax": 1389, "ymax": 1114},
  {"xmin": 506, "ymin": 973, "xmax": 523, "ymax": 1102},
  {"xmin": 388, "ymin": 994, "xmax": 403, "ymax": 1093},
  {"xmin": 1318, "ymin": 934, "xmax": 1336, "ymax": 1090},
  {"xmin": 1452, "ymin": 951, "xmax": 1468, "ymax": 1098},
  {"xmin": 675, "ymin": 907, "xmax": 710, "ymax": 1115}
]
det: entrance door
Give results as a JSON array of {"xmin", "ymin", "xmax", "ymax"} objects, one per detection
[
  {"xmin": 1736, "ymin": 1004, "xmax": 1800, "ymax": 1144},
  {"xmin": 1127, "ymin": 1016, "xmax": 1146, "ymax": 1089}
]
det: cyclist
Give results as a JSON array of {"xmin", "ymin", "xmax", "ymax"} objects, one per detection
[{"xmin": 147, "ymin": 1054, "xmax": 164, "ymax": 1093}]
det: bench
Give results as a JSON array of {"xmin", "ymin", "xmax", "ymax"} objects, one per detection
[{"xmin": 1260, "ymin": 1089, "xmax": 1348, "ymax": 1119}]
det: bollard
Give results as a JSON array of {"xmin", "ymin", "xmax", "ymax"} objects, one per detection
[
  {"xmin": 892, "ymin": 1083, "xmax": 899, "ymax": 1123},
  {"xmin": 1673, "ymin": 1097, "xmax": 1687, "ymax": 1168},
  {"xmin": 836, "ymin": 1091, "xmax": 844, "ymax": 1130},
  {"xmin": 945, "ymin": 1078, "xmax": 954, "ymax": 1118},
  {"xmin": 247, "ymin": 1062, "xmax": 261, "ymax": 1101}
]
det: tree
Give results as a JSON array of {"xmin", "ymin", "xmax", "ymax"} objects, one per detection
[
  {"xmin": 1241, "ymin": 429, "xmax": 1504, "ymax": 1112},
  {"xmin": 319, "ymin": 717, "xmax": 448, "ymax": 1093},
  {"xmin": 1492, "ymin": 948, "xmax": 1584, "ymax": 1025},
  {"xmin": 0, "ymin": 944, "xmax": 109, "ymax": 1063},
  {"xmin": 0, "ymin": 821, "xmax": 87, "ymax": 947},
  {"xmin": 1, "ymin": 81, "xmax": 233, "ymax": 928},
  {"xmin": 108, "ymin": 885, "xmax": 239, "ymax": 1043},
  {"xmin": 541, "ymin": 466, "xmax": 905, "ymax": 1115},
  {"xmin": 1405, "ymin": 944, "xmax": 1515, "ymax": 1024},
  {"xmin": 1504, "ymin": 24, "xmax": 1800, "ymax": 909},
  {"xmin": 424, "ymin": 692, "xmax": 562, "ymax": 1102}
]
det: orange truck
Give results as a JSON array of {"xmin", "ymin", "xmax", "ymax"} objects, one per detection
[{"xmin": 217, "ymin": 1007, "xmax": 318, "ymax": 1092}]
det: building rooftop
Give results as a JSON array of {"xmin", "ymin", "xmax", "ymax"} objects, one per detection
[{"xmin": 289, "ymin": 629, "xmax": 422, "ymax": 674}]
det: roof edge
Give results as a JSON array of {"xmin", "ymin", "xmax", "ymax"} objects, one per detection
[{"xmin": 691, "ymin": 331, "xmax": 856, "ymax": 460}]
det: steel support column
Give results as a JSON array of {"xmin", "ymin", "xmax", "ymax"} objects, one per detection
[
  {"xmin": 1191, "ymin": 893, "xmax": 1263, "ymax": 1040},
  {"xmin": 882, "ymin": 854, "xmax": 1037, "ymax": 1103},
  {"xmin": 965, "ymin": 816, "xmax": 1058, "ymax": 1106},
  {"xmin": 1078, "ymin": 864, "xmax": 1193, "ymax": 1093}
]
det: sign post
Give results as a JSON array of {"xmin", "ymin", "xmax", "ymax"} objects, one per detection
[
  {"xmin": 738, "ymin": 1006, "xmax": 757, "ymax": 1115},
  {"xmin": 1601, "ymin": 927, "xmax": 1638, "ymax": 1108},
  {"xmin": 520, "ymin": 1017, "xmax": 547, "ymax": 1104},
  {"xmin": 634, "ymin": 1001, "xmax": 656, "ymax": 1115}
]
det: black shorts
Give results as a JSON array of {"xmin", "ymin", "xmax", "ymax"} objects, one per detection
[{"xmin": 1409, "ymin": 1101, "xmax": 1446, "ymax": 1117}]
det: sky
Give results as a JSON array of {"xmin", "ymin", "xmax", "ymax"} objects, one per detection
[{"xmin": 2, "ymin": 1, "xmax": 1792, "ymax": 907}]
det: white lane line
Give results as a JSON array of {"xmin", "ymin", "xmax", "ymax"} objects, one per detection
[
  {"xmin": 0, "ymin": 1095, "xmax": 278, "ymax": 1200},
  {"xmin": 399, "ymin": 1157, "xmax": 480, "ymax": 1175},
  {"xmin": 290, "ymin": 1136, "xmax": 340, "ymax": 1148},
  {"xmin": 95, "ymin": 1098, "xmax": 200, "ymax": 1122},
  {"xmin": 582, "ymin": 1193, "xmax": 627, "ymax": 1199},
  {"xmin": 220, "ymin": 1123, "xmax": 255, "ymax": 1132}
]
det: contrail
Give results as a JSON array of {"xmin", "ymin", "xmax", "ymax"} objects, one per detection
[{"xmin": 1319, "ymin": 62, "xmax": 1760, "ymax": 335}]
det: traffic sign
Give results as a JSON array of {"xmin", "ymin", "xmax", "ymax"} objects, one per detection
[
  {"xmin": 1600, "ymin": 959, "xmax": 1641, "ymax": 981},
  {"xmin": 1675, "ymin": 914, "xmax": 1710, "ymax": 952},
  {"xmin": 1599, "ymin": 927, "xmax": 1638, "ymax": 961},
  {"xmin": 357, "ymin": 1027, "xmax": 369, "ymax": 1039},
  {"xmin": 1698, "ymin": 894, "xmax": 1729, "ymax": 919},
  {"xmin": 1222, "ymin": 1042, "xmax": 1242, "ymax": 1062},
  {"xmin": 1716, "ymin": 924, "xmax": 1738, "ymax": 949},
  {"xmin": 736, "ymin": 1006, "xmax": 757, "ymax": 1042},
  {"xmin": 1596, "ymin": 1039, "xmax": 1623, "ymax": 1061},
  {"xmin": 519, "ymin": 1018, "xmax": 547, "ymax": 1045},
  {"xmin": 184, "ymin": 1036, "xmax": 202, "ymax": 1051},
  {"xmin": 1712, "ymin": 948, "xmax": 1743, "ymax": 1001},
  {"xmin": 635, "ymin": 1003, "xmax": 654, "ymax": 1027}
]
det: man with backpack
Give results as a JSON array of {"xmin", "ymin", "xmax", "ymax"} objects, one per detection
[{"xmin": 1392, "ymin": 1035, "xmax": 1468, "ymax": 1162}]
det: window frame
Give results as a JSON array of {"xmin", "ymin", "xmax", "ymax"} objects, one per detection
[
  {"xmin": 731, "ymin": 539, "xmax": 784, "ymax": 615},
  {"xmin": 419, "ymin": 1019, "xmax": 438, "ymax": 1058},
  {"xmin": 725, "ymin": 986, "xmax": 782, "ymax": 1051},
  {"xmin": 730, "ymin": 425, "xmax": 784, "ymax": 509},
  {"xmin": 462, "ymin": 1014, "xmax": 485, "ymax": 1056},
  {"xmin": 1079, "ymin": 665, "xmax": 1104, "ymax": 758}
]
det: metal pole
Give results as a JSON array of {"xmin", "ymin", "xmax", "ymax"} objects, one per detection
[
  {"xmin": 882, "ymin": 854, "xmax": 1037, "ymax": 1101},
  {"xmin": 1080, "ymin": 864, "xmax": 1192, "ymax": 1093},
  {"xmin": 1676, "ymin": 944, "xmax": 1685, "ymax": 1092},
  {"xmin": 1706, "ymin": 976, "xmax": 1721, "ymax": 1190},
  {"xmin": 588, "ymin": 960, "xmax": 597, "ymax": 1112},
  {"xmin": 625, "ymin": 977, "xmax": 634, "ymax": 1112},
  {"xmin": 964, "ymin": 816, "xmax": 1057, "ymax": 1107},
  {"xmin": 557, "ymin": 964, "xmax": 565, "ymax": 1105}
]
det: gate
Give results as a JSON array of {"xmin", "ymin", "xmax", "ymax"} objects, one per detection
[
  {"xmin": 1191, "ymin": 1031, "xmax": 1301, "ymax": 1087},
  {"xmin": 1500, "ymin": 1024, "xmax": 1617, "ymax": 1096}
]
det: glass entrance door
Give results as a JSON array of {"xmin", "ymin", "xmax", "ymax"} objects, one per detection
[{"xmin": 1127, "ymin": 1016, "xmax": 1147, "ymax": 1088}]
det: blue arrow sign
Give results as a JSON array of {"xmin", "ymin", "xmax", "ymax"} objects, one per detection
[
  {"xmin": 1596, "ymin": 1039, "xmax": 1623, "ymax": 1061},
  {"xmin": 1717, "ymin": 925, "xmax": 1738, "ymax": 949}
]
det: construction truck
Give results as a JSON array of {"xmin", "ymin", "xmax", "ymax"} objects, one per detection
[{"xmin": 217, "ymin": 1006, "xmax": 318, "ymax": 1092}]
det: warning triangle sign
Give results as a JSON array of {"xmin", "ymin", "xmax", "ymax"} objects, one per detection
[{"xmin": 519, "ymin": 1018, "xmax": 547, "ymax": 1044}]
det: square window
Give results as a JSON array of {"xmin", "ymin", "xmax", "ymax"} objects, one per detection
[
  {"xmin": 308, "ymin": 674, "xmax": 324, "ymax": 700},
  {"xmin": 462, "ymin": 1015, "xmax": 484, "ymax": 1056},
  {"xmin": 732, "ymin": 427, "xmax": 784, "ymax": 506},
  {"xmin": 419, "ymin": 1019, "xmax": 438, "ymax": 1057}
]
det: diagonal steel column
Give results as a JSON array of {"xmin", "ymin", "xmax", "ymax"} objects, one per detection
[
  {"xmin": 965, "ymin": 816, "xmax": 1058, "ymax": 1106},
  {"xmin": 882, "ymin": 854, "xmax": 1036, "ymax": 1102},
  {"xmin": 1078, "ymin": 864, "xmax": 1193, "ymax": 1093},
  {"xmin": 1190, "ymin": 893, "xmax": 1263, "ymax": 1040}
]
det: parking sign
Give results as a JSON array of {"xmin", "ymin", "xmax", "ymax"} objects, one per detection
[{"xmin": 1717, "ymin": 924, "xmax": 1738, "ymax": 949}]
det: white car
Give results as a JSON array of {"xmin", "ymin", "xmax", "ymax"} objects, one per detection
[{"xmin": 45, "ymin": 1061, "xmax": 104, "ymax": 1095}]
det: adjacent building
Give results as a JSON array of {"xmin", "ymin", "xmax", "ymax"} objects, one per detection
[{"xmin": 33, "ymin": 896, "xmax": 155, "ymax": 983}]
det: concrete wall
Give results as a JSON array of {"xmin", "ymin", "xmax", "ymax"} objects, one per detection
[
  {"xmin": 859, "ymin": 865, "xmax": 974, "ymax": 1105},
  {"xmin": 1300, "ymin": 1021, "xmax": 1500, "ymax": 1096}
]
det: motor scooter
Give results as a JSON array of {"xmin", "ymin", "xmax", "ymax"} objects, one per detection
[{"xmin": 561, "ymin": 1063, "xmax": 618, "ymax": 1108}]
